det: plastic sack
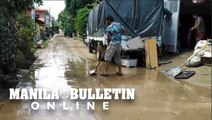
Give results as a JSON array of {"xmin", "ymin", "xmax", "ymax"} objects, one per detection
[
  {"xmin": 194, "ymin": 40, "xmax": 207, "ymax": 50},
  {"xmin": 186, "ymin": 56, "xmax": 202, "ymax": 67}
]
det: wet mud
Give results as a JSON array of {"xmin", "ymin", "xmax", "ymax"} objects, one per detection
[{"xmin": 0, "ymin": 35, "xmax": 211, "ymax": 120}]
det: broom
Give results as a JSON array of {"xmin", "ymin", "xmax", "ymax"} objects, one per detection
[{"xmin": 165, "ymin": 42, "xmax": 208, "ymax": 77}]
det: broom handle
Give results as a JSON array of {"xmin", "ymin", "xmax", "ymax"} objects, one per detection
[
  {"xmin": 179, "ymin": 43, "xmax": 208, "ymax": 68},
  {"xmin": 95, "ymin": 49, "xmax": 108, "ymax": 70},
  {"xmin": 95, "ymin": 59, "xmax": 102, "ymax": 70}
]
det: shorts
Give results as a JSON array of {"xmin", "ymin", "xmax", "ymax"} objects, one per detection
[
  {"xmin": 104, "ymin": 44, "xmax": 121, "ymax": 64},
  {"xmin": 196, "ymin": 32, "xmax": 205, "ymax": 41}
]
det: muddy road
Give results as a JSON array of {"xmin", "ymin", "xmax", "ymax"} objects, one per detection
[{"xmin": 0, "ymin": 34, "xmax": 211, "ymax": 120}]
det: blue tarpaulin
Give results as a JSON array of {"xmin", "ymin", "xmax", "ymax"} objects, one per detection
[{"xmin": 88, "ymin": 0, "xmax": 164, "ymax": 38}]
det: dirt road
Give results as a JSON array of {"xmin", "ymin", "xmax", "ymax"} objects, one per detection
[{"xmin": 0, "ymin": 34, "xmax": 211, "ymax": 120}]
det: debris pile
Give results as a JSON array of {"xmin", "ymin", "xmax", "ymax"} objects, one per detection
[{"xmin": 186, "ymin": 40, "xmax": 212, "ymax": 67}]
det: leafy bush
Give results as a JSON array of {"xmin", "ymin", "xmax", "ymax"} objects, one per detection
[
  {"xmin": 0, "ymin": 0, "xmax": 42, "ymax": 74},
  {"xmin": 75, "ymin": 7, "xmax": 91, "ymax": 33},
  {"xmin": 15, "ymin": 14, "xmax": 36, "ymax": 69},
  {"xmin": 16, "ymin": 14, "xmax": 36, "ymax": 48},
  {"xmin": 0, "ymin": 14, "xmax": 16, "ymax": 66}
]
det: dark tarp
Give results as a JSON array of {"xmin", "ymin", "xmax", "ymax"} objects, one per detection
[
  {"xmin": 88, "ymin": 3, "xmax": 105, "ymax": 37},
  {"xmin": 88, "ymin": 0, "xmax": 164, "ymax": 38}
]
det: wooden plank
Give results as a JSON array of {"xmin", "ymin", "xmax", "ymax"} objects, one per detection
[{"xmin": 145, "ymin": 39, "xmax": 158, "ymax": 69}]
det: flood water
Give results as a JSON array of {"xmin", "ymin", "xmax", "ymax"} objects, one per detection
[{"xmin": 0, "ymin": 35, "xmax": 211, "ymax": 120}]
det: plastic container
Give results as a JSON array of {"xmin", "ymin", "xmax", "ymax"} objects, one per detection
[{"xmin": 121, "ymin": 59, "xmax": 137, "ymax": 67}]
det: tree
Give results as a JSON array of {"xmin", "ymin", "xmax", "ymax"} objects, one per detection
[
  {"xmin": 58, "ymin": 9, "xmax": 70, "ymax": 30},
  {"xmin": 0, "ymin": 0, "xmax": 43, "ymax": 74},
  {"xmin": 75, "ymin": 7, "xmax": 91, "ymax": 33},
  {"xmin": 15, "ymin": 14, "xmax": 37, "ymax": 69},
  {"xmin": 58, "ymin": 0, "xmax": 94, "ymax": 33}
]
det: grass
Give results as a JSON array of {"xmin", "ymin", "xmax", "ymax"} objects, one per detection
[
  {"xmin": 42, "ymin": 38, "xmax": 50, "ymax": 48},
  {"xmin": 74, "ymin": 33, "xmax": 83, "ymax": 41}
]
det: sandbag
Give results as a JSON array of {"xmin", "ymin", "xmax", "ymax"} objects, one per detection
[
  {"xmin": 194, "ymin": 40, "xmax": 207, "ymax": 50},
  {"xmin": 186, "ymin": 56, "xmax": 202, "ymax": 67}
]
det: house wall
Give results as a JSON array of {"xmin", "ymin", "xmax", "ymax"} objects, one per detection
[{"xmin": 161, "ymin": 0, "xmax": 180, "ymax": 53}]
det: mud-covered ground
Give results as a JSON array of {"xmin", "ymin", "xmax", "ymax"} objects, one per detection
[{"xmin": 0, "ymin": 34, "xmax": 211, "ymax": 120}]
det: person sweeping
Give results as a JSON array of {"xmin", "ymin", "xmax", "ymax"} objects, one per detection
[{"xmin": 99, "ymin": 16, "xmax": 125, "ymax": 77}]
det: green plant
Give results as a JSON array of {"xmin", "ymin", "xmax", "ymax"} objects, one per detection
[
  {"xmin": 58, "ymin": 0, "xmax": 94, "ymax": 33},
  {"xmin": 0, "ymin": 0, "xmax": 42, "ymax": 74},
  {"xmin": 75, "ymin": 7, "xmax": 91, "ymax": 33},
  {"xmin": 15, "ymin": 14, "xmax": 37, "ymax": 69},
  {"xmin": 16, "ymin": 14, "xmax": 36, "ymax": 48}
]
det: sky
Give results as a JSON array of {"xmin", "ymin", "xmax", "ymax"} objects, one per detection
[{"xmin": 38, "ymin": 0, "xmax": 66, "ymax": 19}]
